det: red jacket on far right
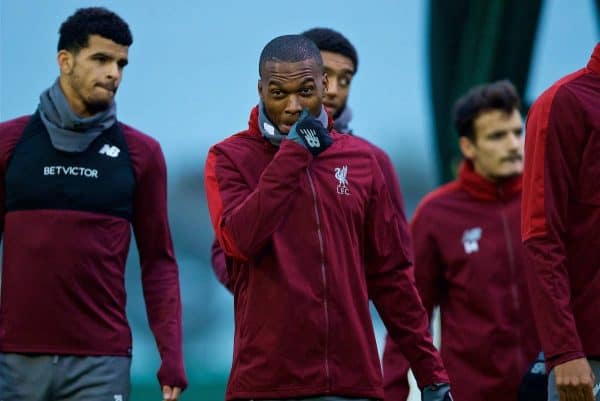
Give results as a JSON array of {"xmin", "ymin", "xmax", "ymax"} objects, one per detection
[{"xmin": 522, "ymin": 43, "xmax": 600, "ymax": 371}]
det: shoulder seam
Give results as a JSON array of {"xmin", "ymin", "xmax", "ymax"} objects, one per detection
[{"xmin": 412, "ymin": 182, "xmax": 461, "ymax": 222}]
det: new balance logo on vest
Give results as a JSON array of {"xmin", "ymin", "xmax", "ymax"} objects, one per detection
[
  {"xmin": 299, "ymin": 129, "xmax": 320, "ymax": 147},
  {"xmin": 99, "ymin": 144, "xmax": 120, "ymax": 158}
]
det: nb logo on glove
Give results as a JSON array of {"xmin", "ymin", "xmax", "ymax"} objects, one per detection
[
  {"xmin": 286, "ymin": 109, "xmax": 333, "ymax": 156},
  {"xmin": 299, "ymin": 129, "xmax": 321, "ymax": 147}
]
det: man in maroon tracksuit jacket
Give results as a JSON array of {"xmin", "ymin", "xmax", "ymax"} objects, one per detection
[
  {"xmin": 522, "ymin": 43, "xmax": 600, "ymax": 401},
  {"xmin": 382, "ymin": 80, "xmax": 542, "ymax": 401},
  {"xmin": 210, "ymin": 28, "xmax": 408, "ymax": 292},
  {"xmin": 0, "ymin": 8, "xmax": 186, "ymax": 401},
  {"xmin": 204, "ymin": 34, "xmax": 451, "ymax": 401}
]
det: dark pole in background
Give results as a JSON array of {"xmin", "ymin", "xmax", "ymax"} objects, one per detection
[{"xmin": 428, "ymin": 0, "xmax": 543, "ymax": 183}]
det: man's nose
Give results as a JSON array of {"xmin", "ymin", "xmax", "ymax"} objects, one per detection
[
  {"xmin": 507, "ymin": 132, "xmax": 522, "ymax": 149},
  {"xmin": 327, "ymin": 78, "xmax": 338, "ymax": 96},
  {"xmin": 285, "ymin": 95, "xmax": 302, "ymax": 114},
  {"xmin": 106, "ymin": 62, "xmax": 121, "ymax": 81}
]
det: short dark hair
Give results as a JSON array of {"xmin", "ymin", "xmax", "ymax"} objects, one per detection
[
  {"xmin": 301, "ymin": 27, "xmax": 358, "ymax": 73},
  {"xmin": 453, "ymin": 80, "xmax": 521, "ymax": 140},
  {"xmin": 259, "ymin": 35, "xmax": 323, "ymax": 78},
  {"xmin": 58, "ymin": 7, "xmax": 133, "ymax": 53}
]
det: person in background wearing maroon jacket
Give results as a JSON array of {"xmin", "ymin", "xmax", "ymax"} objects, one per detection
[
  {"xmin": 210, "ymin": 28, "xmax": 409, "ymax": 310},
  {"xmin": 382, "ymin": 80, "xmax": 543, "ymax": 401},
  {"xmin": 204, "ymin": 34, "xmax": 451, "ymax": 401},
  {"xmin": 522, "ymin": 43, "xmax": 600, "ymax": 401},
  {"xmin": 0, "ymin": 8, "xmax": 186, "ymax": 401},
  {"xmin": 302, "ymin": 27, "xmax": 357, "ymax": 135}
]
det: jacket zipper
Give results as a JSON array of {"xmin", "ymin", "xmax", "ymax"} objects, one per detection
[
  {"xmin": 306, "ymin": 168, "xmax": 330, "ymax": 390},
  {"xmin": 499, "ymin": 190, "xmax": 524, "ymax": 371},
  {"xmin": 500, "ymin": 212, "xmax": 519, "ymax": 310}
]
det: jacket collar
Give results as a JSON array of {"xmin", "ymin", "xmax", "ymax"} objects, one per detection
[
  {"xmin": 458, "ymin": 160, "xmax": 521, "ymax": 202},
  {"xmin": 247, "ymin": 105, "xmax": 335, "ymax": 137},
  {"xmin": 587, "ymin": 42, "xmax": 600, "ymax": 75}
]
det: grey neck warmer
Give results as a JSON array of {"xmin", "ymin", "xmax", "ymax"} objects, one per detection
[
  {"xmin": 38, "ymin": 78, "xmax": 117, "ymax": 152},
  {"xmin": 333, "ymin": 105, "xmax": 353, "ymax": 134},
  {"xmin": 258, "ymin": 102, "xmax": 329, "ymax": 146}
]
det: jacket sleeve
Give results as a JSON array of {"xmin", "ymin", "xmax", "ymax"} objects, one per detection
[
  {"xmin": 521, "ymin": 85, "xmax": 587, "ymax": 369},
  {"xmin": 365, "ymin": 157, "xmax": 447, "ymax": 389},
  {"xmin": 382, "ymin": 334, "xmax": 411, "ymax": 401},
  {"xmin": 376, "ymin": 149, "xmax": 413, "ymax": 400},
  {"xmin": 131, "ymin": 142, "xmax": 187, "ymax": 390},
  {"xmin": 211, "ymin": 237, "xmax": 232, "ymax": 292},
  {"xmin": 0, "ymin": 117, "xmax": 30, "ymax": 240},
  {"xmin": 373, "ymin": 149, "xmax": 407, "ymax": 219},
  {"xmin": 204, "ymin": 139, "xmax": 312, "ymax": 261},
  {"xmin": 382, "ymin": 202, "xmax": 445, "ymax": 399},
  {"xmin": 373, "ymin": 150, "xmax": 412, "ymax": 260}
]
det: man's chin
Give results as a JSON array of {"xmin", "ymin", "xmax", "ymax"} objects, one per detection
[
  {"xmin": 495, "ymin": 170, "xmax": 523, "ymax": 181},
  {"xmin": 326, "ymin": 105, "xmax": 341, "ymax": 117},
  {"xmin": 85, "ymin": 99, "xmax": 113, "ymax": 115}
]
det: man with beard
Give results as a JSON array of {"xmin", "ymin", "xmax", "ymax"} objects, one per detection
[
  {"xmin": 0, "ymin": 7, "xmax": 186, "ymax": 401},
  {"xmin": 301, "ymin": 27, "xmax": 357, "ymax": 134},
  {"xmin": 382, "ymin": 80, "xmax": 542, "ymax": 401},
  {"xmin": 204, "ymin": 34, "xmax": 451, "ymax": 401}
]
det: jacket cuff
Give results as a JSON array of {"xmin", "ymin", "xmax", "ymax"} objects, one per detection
[
  {"xmin": 546, "ymin": 350, "xmax": 586, "ymax": 371},
  {"xmin": 157, "ymin": 364, "xmax": 188, "ymax": 391}
]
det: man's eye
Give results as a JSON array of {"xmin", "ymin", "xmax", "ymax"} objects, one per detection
[
  {"xmin": 271, "ymin": 90, "xmax": 283, "ymax": 97},
  {"xmin": 300, "ymin": 88, "xmax": 313, "ymax": 96},
  {"xmin": 339, "ymin": 76, "xmax": 351, "ymax": 87}
]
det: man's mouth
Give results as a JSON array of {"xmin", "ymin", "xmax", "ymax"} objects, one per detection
[
  {"xmin": 97, "ymin": 83, "xmax": 116, "ymax": 93},
  {"xmin": 280, "ymin": 122, "xmax": 296, "ymax": 133},
  {"xmin": 502, "ymin": 156, "xmax": 523, "ymax": 163}
]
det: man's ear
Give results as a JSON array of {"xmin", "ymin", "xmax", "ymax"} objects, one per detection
[
  {"xmin": 459, "ymin": 136, "xmax": 476, "ymax": 160},
  {"xmin": 57, "ymin": 50, "xmax": 74, "ymax": 75},
  {"xmin": 257, "ymin": 79, "xmax": 264, "ymax": 103}
]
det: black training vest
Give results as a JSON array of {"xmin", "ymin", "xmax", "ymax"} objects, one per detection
[{"xmin": 5, "ymin": 112, "xmax": 135, "ymax": 220}]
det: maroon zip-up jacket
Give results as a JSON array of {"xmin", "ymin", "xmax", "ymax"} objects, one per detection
[
  {"xmin": 0, "ymin": 114, "xmax": 187, "ymax": 390},
  {"xmin": 204, "ymin": 106, "xmax": 447, "ymax": 400},
  {"xmin": 209, "ymin": 132, "xmax": 410, "ymax": 293},
  {"xmin": 383, "ymin": 161, "xmax": 539, "ymax": 401},
  {"xmin": 522, "ymin": 43, "xmax": 600, "ymax": 370}
]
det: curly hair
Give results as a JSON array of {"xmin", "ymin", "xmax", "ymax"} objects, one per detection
[
  {"xmin": 301, "ymin": 27, "xmax": 358, "ymax": 73},
  {"xmin": 58, "ymin": 7, "xmax": 133, "ymax": 53},
  {"xmin": 453, "ymin": 80, "xmax": 521, "ymax": 140}
]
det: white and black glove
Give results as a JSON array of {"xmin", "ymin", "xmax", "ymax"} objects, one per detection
[{"xmin": 286, "ymin": 109, "xmax": 333, "ymax": 156}]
